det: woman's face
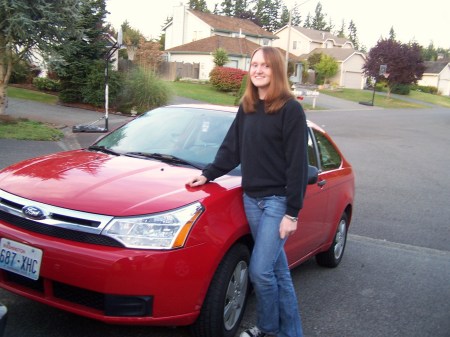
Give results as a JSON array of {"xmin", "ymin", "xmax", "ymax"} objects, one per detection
[{"xmin": 250, "ymin": 49, "xmax": 272, "ymax": 98}]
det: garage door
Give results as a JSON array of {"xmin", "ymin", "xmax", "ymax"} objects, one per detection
[{"xmin": 343, "ymin": 71, "xmax": 363, "ymax": 89}]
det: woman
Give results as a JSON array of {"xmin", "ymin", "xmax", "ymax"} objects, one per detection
[{"xmin": 187, "ymin": 46, "xmax": 308, "ymax": 337}]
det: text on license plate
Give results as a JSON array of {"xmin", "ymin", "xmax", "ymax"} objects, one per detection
[{"xmin": 0, "ymin": 238, "xmax": 43, "ymax": 280}]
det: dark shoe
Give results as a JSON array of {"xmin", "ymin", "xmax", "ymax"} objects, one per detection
[{"xmin": 240, "ymin": 326, "xmax": 266, "ymax": 337}]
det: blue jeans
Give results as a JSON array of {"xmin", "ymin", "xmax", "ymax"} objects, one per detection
[{"xmin": 243, "ymin": 194, "xmax": 303, "ymax": 337}]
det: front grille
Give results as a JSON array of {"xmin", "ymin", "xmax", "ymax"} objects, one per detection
[
  {"xmin": 2, "ymin": 270, "xmax": 153, "ymax": 317},
  {"xmin": 54, "ymin": 281, "xmax": 105, "ymax": 311},
  {"xmin": 0, "ymin": 189, "xmax": 123, "ymax": 247},
  {"xmin": 0, "ymin": 210, "xmax": 124, "ymax": 247}
]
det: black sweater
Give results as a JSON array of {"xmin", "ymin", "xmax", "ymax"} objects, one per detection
[{"xmin": 202, "ymin": 98, "xmax": 309, "ymax": 217}]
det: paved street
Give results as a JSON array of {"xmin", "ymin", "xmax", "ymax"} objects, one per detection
[{"xmin": 0, "ymin": 96, "xmax": 449, "ymax": 337}]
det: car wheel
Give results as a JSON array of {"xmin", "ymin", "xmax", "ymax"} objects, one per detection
[
  {"xmin": 316, "ymin": 213, "xmax": 348, "ymax": 268},
  {"xmin": 190, "ymin": 243, "xmax": 250, "ymax": 337}
]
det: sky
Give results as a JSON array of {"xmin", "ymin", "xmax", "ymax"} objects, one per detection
[{"xmin": 105, "ymin": 0, "xmax": 450, "ymax": 49}]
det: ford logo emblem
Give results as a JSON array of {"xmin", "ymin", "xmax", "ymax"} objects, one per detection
[{"xmin": 22, "ymin": 206, "xmax": 46, "ymax": 220}]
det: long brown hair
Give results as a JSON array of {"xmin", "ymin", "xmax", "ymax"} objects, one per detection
[{"xmin": 242, "ymin": 46, "xmax": 294, "ymax": 113}]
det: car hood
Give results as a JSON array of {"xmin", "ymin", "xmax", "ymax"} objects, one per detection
[{"xmin": 0, "ymin": 150, "xmax": 239, "ymax": 216}]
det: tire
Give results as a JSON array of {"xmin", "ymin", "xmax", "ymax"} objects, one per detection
[
  {"xmin": 190, "ymin": 243, "xmax": 251, "ymax": 337},
  {"xmin": 316, "ymin": 213, "xmax": 348, "ymax": 268}
]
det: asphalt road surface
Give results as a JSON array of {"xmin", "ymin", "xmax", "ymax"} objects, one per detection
[{"xmin": 0, "ymin": 100, "xmax": 449, "ymax": 337}]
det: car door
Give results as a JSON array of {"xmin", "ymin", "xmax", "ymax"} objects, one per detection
[{"xmin": 285, "ymin": 127, "xmax": 329, "ymax": 266}]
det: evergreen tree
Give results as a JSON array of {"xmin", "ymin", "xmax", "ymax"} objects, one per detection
[
  {"xmin": 348, "ymin": 20, "xmax": 359, "ymax": 50},
  {"xmin": 281, "ymin": 5, "xmax": 301, "ymax": 28},
  {"xmin": 389, "ymin": 26, "xmax": 396, "ymax": 40},
  {"xmin": 311, "ymin": 2, "xmax": 327, "ymax": 31},
  {"xmin": 291, "ymin": 6, "xmax": 302, "ymax": 26},
  {"xmin": 337, "ymin": 20, "xmax": 346, "ymax": 38},
  {"xmin": 303, "ymin": 13, "xmax": 312, "ymax": 28},
  {"xmin": 188, "ymin": 0, "xmax": 209, "ymax": 12},
  {"xmin": 53, "ymin": 0, "xmax": 109, "ymax": 103},
  {"xmin": 220, "ymin": 0, "xmax": 234, "ymax": 15},
  {"xmin": 0, "ymin": 0, "xmax": 84, "ymax": 114},
  {"xmin": 253, "ymin": 0, "xmax": 283, "ymax": 32}
]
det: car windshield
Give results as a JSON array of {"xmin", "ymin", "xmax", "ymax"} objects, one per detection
[{"xmin": 95, "ymin": 106, "xmax": 238, "ymax": 171}]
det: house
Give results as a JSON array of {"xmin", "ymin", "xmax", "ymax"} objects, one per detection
[
  {"xmin": 163, "ymin": 4, "xmax": 276, "ymax": 80},
  {"xmin": 163, "ymin": 5, "xmax": 365, "ymax": 88},
  {"xmin": 417, "ymin": 61, "xmax": 450, "ymax": 96},
  {"xmin": 301, "ymin": 48, "xmax": 366, "ymax": 89},
  {"xmin": 273, "ymin": 26, "xmax": 354, "ymax": 56},
  {"xmin": 273, "ymin": 26, "xmax": 366, "ymax": 89}
]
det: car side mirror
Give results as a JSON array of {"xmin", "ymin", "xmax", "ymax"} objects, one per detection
[{"xmin": 308, "ymin": 165, "xmax": 319, "ymax": 185}]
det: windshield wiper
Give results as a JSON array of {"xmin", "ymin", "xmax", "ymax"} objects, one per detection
[
  {"xmin": 125, "ymin": 152, "xmax": 203, "ymax": 169},
  {"xmin": 87, "ymin": 145, "xmax": 121, "ymax": 156}
]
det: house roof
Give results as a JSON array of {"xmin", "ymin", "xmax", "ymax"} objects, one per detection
[
  {"xmin": 189, "ymin": 9, "xmax": 275, "ymax": 39},
  {"xmin": 166, "ymin": 35, "xmax": 301, "ymax": 62},
  {"xmin": 300, "ymin": 47, "xmax": 365, "ymax": 62},
  {"xmin": 292, "ymin": 27, "xmax": 351, "ymax": 46},
  {"xmin": 423, "ymin": 61, "xmax": 449, "ymax": 74},
  {"xmin": 166, "ymin": 35, "xmax": 262, "ymax": 56}
]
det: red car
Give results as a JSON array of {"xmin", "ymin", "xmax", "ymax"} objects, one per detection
[{"xmin": 0, "ymin": 104, "xmax": 354, "ymax": 337}]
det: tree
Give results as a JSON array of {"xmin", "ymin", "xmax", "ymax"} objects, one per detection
[
  {"xmin": 347, "ymin": 20, "xmax": 360, "ymax": 50},
  {"xmin": 314, "ymin": 54, "xmax": 338, "ymax": 84},
  {"xmin": 310, "ymin": 2, "xmax": 328, "ymax": 31},
  {"xmin": 212, "ymin": 48, "xmax": 230, "ymax": 67},
  {"xmin": 303, "ymin": 13, "xmax": 312, "ymax": 29},
  {"xmin": 220, "ymin": 0, "xmax": 234, "ymax": 15},
  {"xmin": 279, "ymin": 4, "xmax": 301, "ymax": 30},
  {"xmin": 188, "ymin": 0, "xmax": 209, "ymax": 12},
  {"xmin": 253, "ymin": 0, "xmax": 283, "ymax": 32},
  {"xmin": 121, "ymin": 21, "xmax": 142, "ymax": 61},
  {"xmin": 52, "ymin": 0, "xmax": 109, "ymax": 104},
  {"xmin": 363, "ymin": 39, "xmax": 425, "ymax": 96},
  {"xmin": 337, "ymin": 20, "xmax": 346, "ymax": 38},
  {"xmin": 388, "ymin": 26, "xmax": 396, "ymax": 41},
  {"xmin": 134, "ymin": 38, "xmax": 164, "ymax": 72},
  {"xmin": 422, "ymin": 42, "xmax": 438, "ymax": 61},
  {"xmin": 0, "ymin": 0, "xmax": 83, "ymax": 115}
]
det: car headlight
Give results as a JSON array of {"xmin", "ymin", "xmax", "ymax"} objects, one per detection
[{"xmin": 102, "ymin": 202, "xmax": 203, "ymax": 249}]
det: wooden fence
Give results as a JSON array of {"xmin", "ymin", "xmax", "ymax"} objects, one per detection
[
  {"xmin": 117, "ymin": 60, "xmax": 200, "ymax": 81},
  {"xmin": 157, "ymin": 62, "xmax": 200, "ymax": 81}
]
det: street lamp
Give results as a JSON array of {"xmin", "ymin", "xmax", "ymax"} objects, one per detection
[{"xmin": 285, "ymin": 0, "xmax": 314, "ymax": 73}]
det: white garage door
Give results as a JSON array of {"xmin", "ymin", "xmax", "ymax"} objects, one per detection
[{"xmin": 343, "ymin": 72, "xmax": 363, "ymax": 89}]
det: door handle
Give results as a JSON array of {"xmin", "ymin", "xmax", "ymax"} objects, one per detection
[{"xmin": 318, "ymin": 180, "xmax": 327, "ymax": 187}]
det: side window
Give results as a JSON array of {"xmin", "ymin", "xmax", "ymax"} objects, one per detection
[
  {"xmin": 314, "ymin": 130, "xmax": 341, "ymax": 171},
  {"xmin": 307, "ymin": 130, "xmax": 318, "ymax": 167}
]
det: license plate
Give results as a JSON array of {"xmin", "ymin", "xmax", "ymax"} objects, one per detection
[{"xmin": 0, "ymin": 239, "xmax": 43, "ymax": 280}]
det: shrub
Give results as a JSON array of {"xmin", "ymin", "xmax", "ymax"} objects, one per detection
[
  {"xmin": 391, "ymin": 83, "xmax": 410, "ymax": 95},
  {"xmin": 209, "ymin": 66, "xmax": 247, "ymax": 92},
  {"xmin": 32, "ymin": 77, "xmax": 61, "ymax": 92},
  {"xmin": 411, "ymin": 84, "xmax": 438, "ymax": 95},
  {"xmin": 81, "ymin": 61, "xmax": 122, "ymax": 108},
  {"xmin": 212, "ymin": 48, "xmax": 229, "ymax": 67},
  {"xmin": 234, "ymin": 74, "xmax": 248, "ymax": 105},
  {"xmin": 116, "ymin": 67, "xmax": 173, "ymax": 114}
]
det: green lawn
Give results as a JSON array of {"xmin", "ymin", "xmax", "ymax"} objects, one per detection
[
  {"xmin": 1, "ymin": 87, "xmax": 62, "ymax": 140},
  {"xmin": 167, "ymin": 81, "xmax": 238, "ymax": 106},
  {"xmin": 320, "ymin": 88, "xmax": 450, "ymax": 109},
  {"xmin": 0, "ymin": 116, "xmax": 63, "ymax": 141},
  {"xmin": 7, "ymin": 86, "xmax": 59, "ymax": 105}
]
